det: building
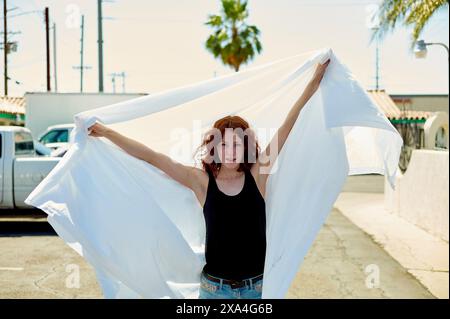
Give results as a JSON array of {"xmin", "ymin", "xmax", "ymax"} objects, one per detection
[
  {"xmin": 367, "ymin": 89, "xmax": 448, "ymax": 172},
  {"xmin": 0, "ymin": 96, "xmax": 25, "ymax": 126},
  {"xmin": 390, "ymin": 93, "xmax": 449, "ymax": 114}
]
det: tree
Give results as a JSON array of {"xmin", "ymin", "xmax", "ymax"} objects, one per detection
[
  {"xmin": 204, "ymin": 0, "xmax": 262, "ymax": 72},
  {"xmin": 370, "ymin": 0, "xmax": 449, "ymax": 50}
]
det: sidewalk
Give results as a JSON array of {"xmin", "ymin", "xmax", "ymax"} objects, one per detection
[
  {"xmin": 287, "ymin": 208, "xmax": 434, "ymax": 298},
  {"xmin": 334, "ymin": 192, "xmax": 449, "ymax": 299}
]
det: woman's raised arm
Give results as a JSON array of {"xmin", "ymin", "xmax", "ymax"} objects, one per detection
[
  {"xmin": 88, "ymin": 123, "xmax": 204, "ymax": 192},
  {"xmin": 255, "ymin": 59, "xmax": 331, "ymax": 177}
]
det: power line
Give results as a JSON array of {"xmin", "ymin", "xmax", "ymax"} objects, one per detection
[
  {"xmin": 0, "ymin": 9, "xmax": 41, "ymax": 19},
  {"xmin": 2, "ymin": 73, "xmax": 21, "ymax": 85}
]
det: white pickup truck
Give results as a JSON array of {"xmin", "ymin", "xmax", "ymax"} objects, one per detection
[{"xmin": 1, "ymin": 126, "xmax": 61, "ymax": 209}]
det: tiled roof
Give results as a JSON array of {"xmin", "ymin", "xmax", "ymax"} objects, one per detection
[
  {"xmin": 367, "ymin": 89, "xmax": 432, "ymax": 120},
  {"xmin": 0, "ymin": 96, "xmax": 25, "ymax": 114},
  {"xmin": 0, "ymin": 91, "xmax": 435, "ymax": 120}
]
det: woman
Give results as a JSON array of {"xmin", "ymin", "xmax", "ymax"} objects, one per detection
[{"xmin": 88, "ymin": 58, "xmax": 330, "ymax": 299}]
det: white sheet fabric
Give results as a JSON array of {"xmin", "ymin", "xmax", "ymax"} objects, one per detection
[{"xmin": 25, "ymin": 47, "xmax": 403, "ymax": 299}]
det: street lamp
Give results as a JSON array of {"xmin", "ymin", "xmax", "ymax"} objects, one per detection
[
  {"xmin": 414, "ymin": 39, "xmax": 449, "ymax": 88},
  {"xmin": 414, "ymin": 39, "xmax": 449, "ymax": 150},
  {"xmin": 414, "ymin": 39, "xmax": 449, "ymax": 60}
]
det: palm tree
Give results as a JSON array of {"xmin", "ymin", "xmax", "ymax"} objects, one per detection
[
  {"xmin": 370, "ymin": 0, "xmax": 449, "ymax": 50},
  {"xmin": 204, "ymin": 0, "xmax": 262, "ymax": 72}
]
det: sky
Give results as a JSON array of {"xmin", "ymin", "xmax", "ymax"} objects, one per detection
[{"xmin": 3, "ymin": 0, "xmax": 449, "ymax": 97}]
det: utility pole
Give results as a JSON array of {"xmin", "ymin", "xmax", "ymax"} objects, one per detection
[
  {"xmin": 80, "ymin": 15, "xmax": 85, "ymax": 92},
  {"xmin": 45, "ymin": 7, "xmax": 50, "ymax": 92},
  {"xmin": 375, "ymin": 36, "xmax": 380, "ymax": 90},
  {"xmin": 97, "ymin": 0, "xmax": 104, "ymax": 92},
  {"xmin": 3, "ymin": 0, "xmax": 7, "ymax": 96},
  {"xmin": 2, "ymin": 2, "xmax": 20, "ymax": 96},
  {"xmin": 110, "ymin": 73, "xmax": 116, "ymax": 93},
  {"xmin": 72, "ymin": 15, "xmax": 91, "ymax": 92},
  {"xmin": 108, "ymin": 71, "xmax": 126, "ymax": 93},
  {"xmin": 367, "ymin": 4, "xmax": 382, "ymax": 91},
  {"xmin": 120, "ymin": 71, "xmax": 125, "ymax": 92},
  {"xmin": 53, "ymin": 22, "xmax": 57, "ymax": 92}
]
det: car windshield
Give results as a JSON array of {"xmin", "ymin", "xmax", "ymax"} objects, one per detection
[
  {"xmin": 15, "ymin": 132, "xmax": 35, "ymax": 156},
  {"xmin": 39, "ymin": 129, "xmax": 69, "ymax": 144}
]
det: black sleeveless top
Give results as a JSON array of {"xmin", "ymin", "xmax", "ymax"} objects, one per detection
[{"xmin": 202, "ymin": 168, "xmax": 267, "ymax": 280}]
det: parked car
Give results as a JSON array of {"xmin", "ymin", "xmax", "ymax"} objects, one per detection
[
  {"xmin": 37, "ymin": 123, "xmax": 75, "ymax": 151},
  {"xmin": 1, "ymin": 126, "xmax": 61, "ymax": 209},
  {"xmin": 34, "ymin": 140, "xmax": 53, "ymax": 156}
]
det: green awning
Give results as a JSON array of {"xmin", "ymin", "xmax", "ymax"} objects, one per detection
[
  {"xmin": 389, "ymin": 118, "xmax": 427, "ymax": 124},
  {"xmin": 0, "ymin": 112, "xmax": 25, "ymax": 121}
]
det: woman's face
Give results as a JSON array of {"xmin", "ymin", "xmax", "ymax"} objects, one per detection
[{"xmin": 218, "ymin": 129, "xmax": 245, "ymax": 170}]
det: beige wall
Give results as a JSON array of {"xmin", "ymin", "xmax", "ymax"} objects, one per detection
[
  {"xmin": 424, "ymin": 112, "xmax": 449, "ymax": 149},
  {"xmin": 384, "ymin": 149, "xmax": 449, "ymax": 242},
  {"xmin": 391, "ymin": 95, "xmax": 449, "ymax": 113}
]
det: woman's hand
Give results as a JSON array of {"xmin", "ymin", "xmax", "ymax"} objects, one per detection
[
  {"xmin": 311, "ymin": 58, "xmax": 330, "ymax": 87},
  {"xmin": 88, "ymin": 122, "xmax": 112, "ymax": 138}
]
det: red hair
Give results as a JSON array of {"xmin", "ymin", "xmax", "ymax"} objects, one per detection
[{"xmin": 195, "ymin": 115, "xmax": 260, "ymax": 177}]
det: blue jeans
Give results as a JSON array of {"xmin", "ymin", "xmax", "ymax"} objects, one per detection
[{"xmin": 199, "ymin": 271, "xmax": 263, "ymax": 299}]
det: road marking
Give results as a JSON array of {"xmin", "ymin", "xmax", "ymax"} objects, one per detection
[{"xmin": 0, "ymin": 267, "xmax": 24, "ymax": 271}]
